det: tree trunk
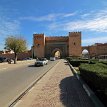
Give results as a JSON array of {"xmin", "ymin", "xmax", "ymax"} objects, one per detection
[{"xmin": 14, "ymin": 52, "xmax": 17, "ymax": 64}]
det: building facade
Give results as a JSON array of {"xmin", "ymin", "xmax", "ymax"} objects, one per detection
[{"xmin": 32, "ymin": 32, "xmax": 82, "ymax": 58}]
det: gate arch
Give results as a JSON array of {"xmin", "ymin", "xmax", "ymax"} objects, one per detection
[{"xmin": 51, "ymin": 48, "xmax": 62, "ymax": 58}]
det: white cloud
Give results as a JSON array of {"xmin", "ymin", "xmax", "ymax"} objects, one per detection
[
  {"xmin": 0, "ymin": 13, "xmax": 20, "ymax": 50},
  {"xmin": 19, "ymin": 12, "xmax": 76, "ymax": 22},
  {"xmin": 0, "ymin": 7, "xmax": 20, "ymax": 37},
  {"xmin": 0, "ymin": 19, "xmax": 20, "ymax": 37},
  {"xmin": 48, "ymin": 9, "xmax": 107, "ymax": 32},
  {"xmin": 64, "ymin": 16, "xmax": 107, "ymax": 32},
  {"xmin": 82, "ymin": 36, "xmax": 107, "ymax": 45},
  {"xmin": 81, "ymin": 13, "xmax": 92, "ymax": 18},
  {"xmin": 63, "ymin": 12, "xmax": 76, "ymax": 17},
  {"xmin": 20, "ymin": 14, "xmax": 55, "ymax": 21}
]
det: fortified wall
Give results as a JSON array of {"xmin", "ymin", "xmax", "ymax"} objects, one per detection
[
  {"xmin": 33, "ymin": 32, "xmax": 82, "ymax": 58},
  {"xmin": 45, "ymin": 36, "xmax": 68, "ymax": 42},
  {"xmin": 82, "ymin": 43, "xmax": 107, "ymax": 58}
]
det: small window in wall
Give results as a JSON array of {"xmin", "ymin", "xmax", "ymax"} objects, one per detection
[
  {"xmin": 36, "ymin": 44, "xmax": 40, "ymax": 47},
  {"xmin": 74, "ymin": 42, "xmax": 76, "ymax": 45}
]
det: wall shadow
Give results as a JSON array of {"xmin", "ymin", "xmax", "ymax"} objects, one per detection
[
  {"xmin": 59, "ymin": 76, "xmax": 78, "ymax": 107},
  {"xmin": 28, "ymin": 65, "xmax": 43, "ymax": 67},
  {"xmin": 59, "ymin": 76, "xmax": 95, "ymax": 107}
]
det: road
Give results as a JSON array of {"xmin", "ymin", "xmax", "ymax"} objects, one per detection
[{"xmin": 0, "ymin": 60, "xmax": 59, "ymax": 107}]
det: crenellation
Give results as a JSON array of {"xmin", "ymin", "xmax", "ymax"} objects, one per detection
[{"xmin": 69, "ymin": 31, "xmax": 81, "ymax": 37}]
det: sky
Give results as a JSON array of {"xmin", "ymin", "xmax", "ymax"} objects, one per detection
[{"xmin": 0, "ymin": 0, "xmax": 107, "ymax": 50}]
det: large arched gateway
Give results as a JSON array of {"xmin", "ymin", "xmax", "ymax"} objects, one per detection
[
  {"xmin": 52, "ymin": 48, "xmax": 62, "ymax": 58},
  {"xmin": 32, "ymin": 32, "xmax": 82, "ymax": 58},
  {"xmin": 45, "ymin": 36, "xmax": 68, "ymax": 58}
]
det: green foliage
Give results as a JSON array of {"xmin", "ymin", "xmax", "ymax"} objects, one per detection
[
  {"xmin": 69, "ymin": 59, "xmax": 89, "ymax": 67},
  {"xmin": 100, "ymin": 61, "xmax": 107, "ymax": 65},
  {"xmin": 89, "ymin": 59, "xmax": 99, "ymax": 64},
  {"xmin": 66, "ymin": 57, "xmax": 100, "ymax": 67},
  {"xmin": 5, "ymin": 36, "xmax": 27, "ymax": 53},
  {"xmin": 79, "ymin": 63, "xmax": 107, "ymax": 93},
  {"xmin": 66, "ymin": 56, "xmax": 81, "ymax": 61},
  {"xmin": 66, "ymin": 57, "xmax": 72, "ymax": 61},
  {"xmin": 5, "ymin": 36, "xmax": 27, "ymax": 64}
]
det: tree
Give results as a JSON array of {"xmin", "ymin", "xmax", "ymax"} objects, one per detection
[{"xmin": 5, "ymin": 36, "xmax": 27, "ymax": 64}]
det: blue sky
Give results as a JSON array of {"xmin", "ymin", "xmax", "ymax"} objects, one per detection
[{"xmin": 0, "ymin": 0, "xmax": 107, "ymax": 50}]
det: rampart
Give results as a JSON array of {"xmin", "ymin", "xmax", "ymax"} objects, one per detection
[
  {"xmin": 45, "ymin": 36, "xmax": 68, "ymax": 42},
  {"xmin": 82, "ymin": 43, "xmax": 107, "ymax": 58}
]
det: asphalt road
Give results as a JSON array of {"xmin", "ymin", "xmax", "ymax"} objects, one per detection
[{"xmin": 0, "ymin": 60, "xmax": 59, "ymax": 107}]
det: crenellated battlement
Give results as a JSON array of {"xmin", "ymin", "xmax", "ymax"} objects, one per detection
[
  {"xmin": 33, "ymin": 33, "xmax": 44, "ymax": 35},
  {"xmin": 45, "ymin": 36, "xmax": 68, "ymax": 42},
  {"xmin": 33, "ymin": 33, "xmax": 44, "ymax": 37},
  {"xmin": 69, "ymin": 31, "xmax": 81, "ymax": 34},
  {"xmin": 69, "ymin": 31, "xmax": 81, "ymax": 36},
  {"xmin": 46, "ymin": 36, "xmax": 67, "ymax": 37}
]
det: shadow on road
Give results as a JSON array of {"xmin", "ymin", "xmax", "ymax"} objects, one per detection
[
  {"xmin": 28, "ymin": 65, "xmax": 43, "ymax": 67},
  {"xmin": 59, "ymin": 76, "xmax": 77, "ymax": 107},
  {"xmin": 28, "ymin": 65, "xmax": 35, "ymax": 67},
  {"xmin": 59, "ymin": 76, "xmax": 95, "ymax": 107}
]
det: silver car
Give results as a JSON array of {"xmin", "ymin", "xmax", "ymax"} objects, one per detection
[{"xmin": 35, "ymin": 58, "xmax": 48, "ymax": 66}]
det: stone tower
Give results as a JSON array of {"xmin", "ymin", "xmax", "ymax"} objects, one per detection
[
  {"xmin": 68, "ymin": 32, "xmax": 82, "ymax": 57},
  {"xmin": 33, "ymin": 34, "xmax": 45, "ymax": 58}
]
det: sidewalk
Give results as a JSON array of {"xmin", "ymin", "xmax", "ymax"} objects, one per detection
[{"xmin": 15, "ymin": 59, "xmax": 95, "ymax": 107}]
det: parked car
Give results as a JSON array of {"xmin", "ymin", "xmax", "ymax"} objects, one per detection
[
  {"xmin": 24, "ymin": 57, "xmax": 32, "ymax": 60},
  {"xmin": 50, "ymin": 57, "xmax": 56, "ymax": 61},
  {"xmin": 0, "ymin": 57, "xmax": 8, "ymax": 63},
  {"xmin": 35, "ymin": 58, "xmax": 48, "ymax": 66},
  {"xmin": 7, "ymin": 58, "xmax": 14, "ymax": 64}
]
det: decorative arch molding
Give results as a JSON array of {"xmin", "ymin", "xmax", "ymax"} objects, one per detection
[{"xmin": 51, "ymin": 48, "xmax": 62, "ymax": 57}]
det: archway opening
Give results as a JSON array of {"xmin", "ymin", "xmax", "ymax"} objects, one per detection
[
  {"xmin": 52, "ymin": 48, "xmax": 62, "ymax": 59},
  {"xmin": 82, "ymin": 49, "xmax": 89, "ymax": 59},
  {"xmin": 54, "ymin": 51, "xmax": 61, "ymax": 58}
]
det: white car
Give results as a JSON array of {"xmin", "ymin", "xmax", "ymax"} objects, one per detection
[
  {"xmin": 50, "ymin": 57, "xmax": 56, "ymax": 61},
  {"xmin": 35, "ymin": 58, "xmax": 48, "ymax": 66}
]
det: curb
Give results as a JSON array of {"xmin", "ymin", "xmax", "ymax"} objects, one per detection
[
  {"xmin": 68, "ymin": 61, "xmax": 105, "ymax": 107},
  {"xmin": 8, "ymin": 60, "xmax": 60, "ymax": 107}
]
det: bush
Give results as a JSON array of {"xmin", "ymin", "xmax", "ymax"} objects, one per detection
[
  {"xmin": 79, "ymin": 63, "xmax": 107, "ymax": 92},
  {"xmin": 100, "ymin": 61, "xmax": 107, "ymax": 65},
  {"xmin": 89, "ymin": 59, "xmax": 99, "ymax": 64},
  {"xmin": 69, "ymin": 60, "xmax": 89, "ymax": 67},
  {"xmin": 66, "ymin": 57, "xmax": 72, "ymax": 61}
]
